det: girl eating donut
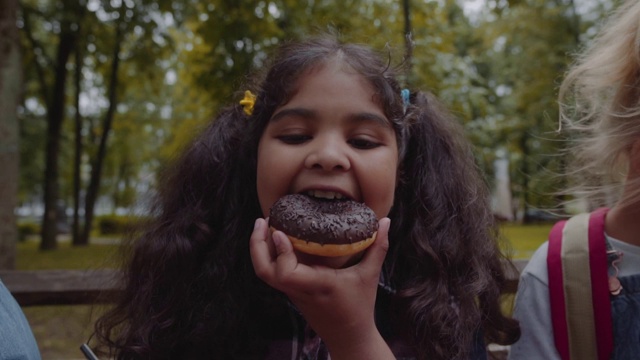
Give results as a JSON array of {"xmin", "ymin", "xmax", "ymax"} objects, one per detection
[{"xmin": 92, "ymin": 34, "xmax": 520, "ymax": 359}]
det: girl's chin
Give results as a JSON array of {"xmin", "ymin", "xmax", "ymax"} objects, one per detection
[{"xmin": 294, "ymin": 250, "xmax": 364, "ymax": 269}]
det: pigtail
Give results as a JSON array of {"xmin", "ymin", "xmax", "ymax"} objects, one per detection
[
  {"xmin": 389, "ymin": 91, "xmax": 520, "ymax": 359},
  {"xmin": 94, "ymin": 106, "xmax": 271, "ymax": 359}
]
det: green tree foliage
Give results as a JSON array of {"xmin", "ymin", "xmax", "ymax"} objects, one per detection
[{"xmin": 473, "ymin": 0, "xmax": 613, "ymax": 219}]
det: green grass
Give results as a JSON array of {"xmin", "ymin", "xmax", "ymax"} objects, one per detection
[
  {"xmin": 13, "ymin": 224, "xmax": 554, "ymax": 358},
  {"xmin": 500, "ymin": 222, "xmax": 553, "ymax": 259},
  {"xmin": 17, "ymin": 238, "xmax": 120, "ymax": 270},
  {"xmin": 22, "ymin": 305, "xmax": 97, "ymax": 359}
]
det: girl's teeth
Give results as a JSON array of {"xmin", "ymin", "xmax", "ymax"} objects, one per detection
[{"xmin": 308, "ymin": 190, "xmax": 343, "ymax": 199}]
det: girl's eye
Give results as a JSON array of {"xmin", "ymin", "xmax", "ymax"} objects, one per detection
[
  {"xmin": 277, "ymin": 134, "xmax": 311, "ymax": 144},
  {"xmin": 349, "ymin": 138, "xmax": 381, "ymax": 149}
]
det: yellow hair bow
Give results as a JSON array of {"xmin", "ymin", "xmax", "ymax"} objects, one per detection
[{"xmin": 239, "ymin": 90, "xmax": 256, "ymax": 115}]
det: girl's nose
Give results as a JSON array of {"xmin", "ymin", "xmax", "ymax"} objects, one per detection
[{"xmin": 304, "ymin": 138, "xmax": 351, "ymax": 171}]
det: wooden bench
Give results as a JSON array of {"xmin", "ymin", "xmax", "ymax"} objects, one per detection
[
  {"xmin": 0, "ymin": 259, "xmax": 528, "ymax": 307},
  {"xmin": 0, "ymin": 269, "xmax": 122, "ymax": 306}
]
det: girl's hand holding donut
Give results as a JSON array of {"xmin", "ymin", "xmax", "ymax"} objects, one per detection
[{"xmin": 250, "ymin": 217, "xmax": 395, "ymax": 360}]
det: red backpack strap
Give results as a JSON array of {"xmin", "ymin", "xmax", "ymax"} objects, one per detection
[
  {"xmin": 548, "ymin": 219, "xmax": 570, "ymax": 360},
  {"xmin": 588, "ymin": 208, "xmax": 614, "ymax": 360},
  {"xmin": 547, "ymin": 208, "xmax": 613, "ymax": 360}
]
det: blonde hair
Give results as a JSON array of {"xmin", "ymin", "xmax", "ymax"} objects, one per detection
[{"xmin": 559, "ymin": 0, "xmax": 640, "ymax": 209}]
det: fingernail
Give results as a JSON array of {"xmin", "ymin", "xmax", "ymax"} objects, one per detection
[{"xmin": 254, "ymin": 218, "xmax": 261, "ymax": 230}]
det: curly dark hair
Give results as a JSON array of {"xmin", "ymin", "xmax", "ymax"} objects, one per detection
[{"xmin": 94, "ymin": 35, "xmax": 519, "ymax": 359}]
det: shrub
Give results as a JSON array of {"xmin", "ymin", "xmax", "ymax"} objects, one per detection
[
  {"xmin": 96, "ymin": 215, "xmax": 140, "ymax": 235},
  {"xmin": 18, "ymin": 222, "xmax": 40, "ymax": 242}
]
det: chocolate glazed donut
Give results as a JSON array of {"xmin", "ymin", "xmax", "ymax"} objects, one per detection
[{"xmin": 269, "ymin": 194, "xmax": 378, "ymax": 257}]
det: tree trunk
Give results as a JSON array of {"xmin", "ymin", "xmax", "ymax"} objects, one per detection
[
  {"xmin": 40, "ymin": 28, "xmax": 77, "ymax": 250},
  {"xmin": 402, "ymin": 0, "xmax": 413, "ymax": 79},
  {"xmin": 520, "ymin": 131, "xmax": 531, "ymax": 224},
  {"xmin": 79, "ymin": 25, "xmax": 123, "ymax": 245},
  {"xmin": 0, "ymin": 0, "xmax": 22, "ymax": 269},
  {"xmin": 72, "ymin": 39, "xmax": 83, "ymax": 245}
]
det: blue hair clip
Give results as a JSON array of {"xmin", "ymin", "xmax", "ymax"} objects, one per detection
[{"xmin": 401, "ymin": 88, "xmax": 410, "ymax": 114}]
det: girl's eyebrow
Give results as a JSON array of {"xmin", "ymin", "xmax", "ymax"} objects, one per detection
[
  {"xmin": 270, "ymin": 107, "xmax": 390, "ymax": 127},
  {"xmin": 349, "ymin": 112, "xmax": 391, "ymax": 128},
  {"xmin": 270, "ymin": 108, "xmax": 315, "ymax": 122}
]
